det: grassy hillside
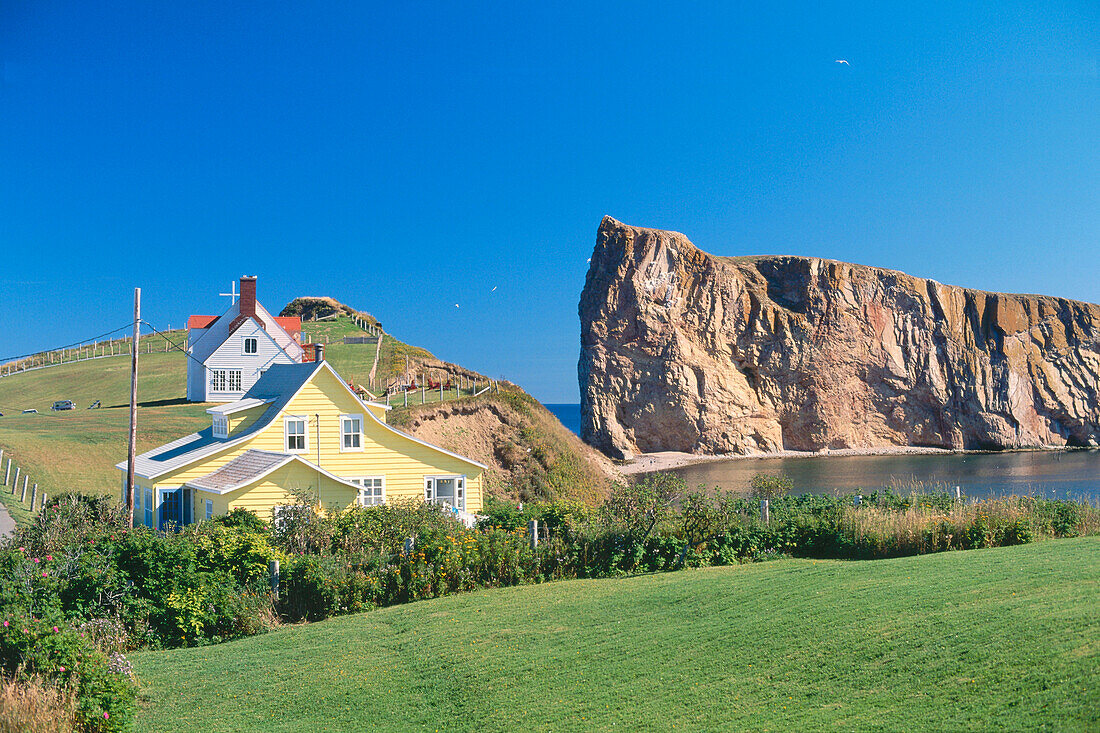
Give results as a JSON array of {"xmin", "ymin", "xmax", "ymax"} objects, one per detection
[
  {"xmin": 0, "ymin": 346, "xmax": 209, "ymax": 511},
  {"xmin": 0, "ymin": 309, "xmax": 606, "ymax": 521},
  {"xmin": 391, "ymin": 388, "xmax": 618, "ymax": 503},
  {"xmin": 130, "ymin": 537, "xmax": 1100, "ymax": 732}
]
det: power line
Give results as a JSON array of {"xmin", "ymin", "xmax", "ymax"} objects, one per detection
[{"xmin": 0, "ymin": 322, "xmax": 136, "ymax": 364}]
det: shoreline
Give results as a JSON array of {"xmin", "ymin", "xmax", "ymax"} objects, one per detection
[{"xmin": 619, "ymin": 445, "xmax": 1086, "ymax": 476}]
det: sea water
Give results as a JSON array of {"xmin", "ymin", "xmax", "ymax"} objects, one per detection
[{"xmin": 543, "ymin": 403, "xmax": 1100, "ymax": 503}]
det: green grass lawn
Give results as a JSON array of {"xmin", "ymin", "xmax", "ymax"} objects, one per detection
[{"xmin": 131, "ymin": 538, "xmax": 1100, "ymax": 732}]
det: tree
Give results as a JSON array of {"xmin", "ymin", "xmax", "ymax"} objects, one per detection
[
  {"xmin": 602, "ymin": 473, "xmax": 684, "ymax": 544},
  {"xmin": 748, "ymin": 473, "xmax": 793, "ymax": 501}
]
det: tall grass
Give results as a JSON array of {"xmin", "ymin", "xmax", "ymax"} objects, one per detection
[
  {"xmin": 834, "ymin": 495, "xmax": 1099, "ymax": 557},
  {"xmin": 0, "ymin": 673, "xmax": 76, "ymax": 733}
]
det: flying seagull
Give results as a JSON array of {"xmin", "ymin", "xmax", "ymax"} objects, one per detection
[
  {"xmin": 454, "ymin": 304, "xmax": 460, "ymax": 309},
  {"xmin": 490, "ymin": 286, "xmax": 497, "ymax": 292},
  {"xmin": 835, "ymin": 59, "xmax": 850, "ymax": 65}
]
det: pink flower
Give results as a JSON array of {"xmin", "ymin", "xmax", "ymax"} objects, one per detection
[
  {"xmin": 103, "ymin": 712, "xmax": 110, "ymax": 719},
  {"xmin": 59, "ymin": 666, "xmax": 65, "ymax": 672},
  {"xmin": 17, "ymin": 547, "xmax": 24, "ymax": 552},
  {"xmin": 51, "ymin": 626, "xmax": 59, "ymax": 633},
  {"xmin": 2, "ymin": 621, "xmax": 8, "ymax": 627},
  {"xmin": 32, "ymin": 558, "xmax": 39, "ymax": 563},
  {"xmin": 41, "ymin": 572, "xmax": 47, "ymax": 577},
  {"xmin": 21, "ymin": 629, "xmax": 27, "ymax": 634},
  {"xmin": 45, "ymin": 555, "xmax": 52, "ymax": 561}
]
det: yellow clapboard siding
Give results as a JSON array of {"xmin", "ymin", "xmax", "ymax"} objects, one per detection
[{"xmin": 133, "ymin": 362, "xmax": 483, "ymax": 520}]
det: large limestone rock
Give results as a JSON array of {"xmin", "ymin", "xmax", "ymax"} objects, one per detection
[{"xmin": 579, "ymin": 217, "xmax": 1100, "ymax": 458}]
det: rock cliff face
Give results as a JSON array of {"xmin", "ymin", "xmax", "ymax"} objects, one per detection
[{"xmin": 579, "ymin": 217, "xmax": 1100, "ymax": 458}]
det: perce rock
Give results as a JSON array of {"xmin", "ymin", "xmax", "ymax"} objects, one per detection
[{"xmin": 579, "ymin": 217, "xmax": 1100, "ymax": 459}]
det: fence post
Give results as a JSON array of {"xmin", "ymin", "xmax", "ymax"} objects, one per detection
[
  {"xmin": 404, "ymin": 536, "xmax": 415, "ymax": 555},
  {"xmin": 954, "ymin": 486, "xmax": 962, "ymax": 501},
  {"xmin": 421, "ymin": 386, "xmax": 425, "ymax": 404},
  {"xmin": 29, "ymin": 483, "xmax": 37, "ymax": 510},
  {"xmin": 403, "ymin": 390, "xmax": 407, "ymax": 407},
  {"xmin": 760, "ymin": 499, "xmax": 770, "ymax": 525},
  {"xmin": 21, "ymin": 483, "xmax": 29, "ymax": 503},
  {"xmin": 268, "ymin": 560, "xmax": 280, "ymax": 601},
  {"xmin": 12, "ymin": 467, "xmax": 19, "ymax": 491},
  {"xmin": 4, "ymin": 459, "xmax": 10, "ymax": 487},
  {"xmin": 21, "ymin": 475, "xmax": 28, "ymax": 498},
  {"xmin": 40, "ymin": 493, "xmax": 46, "ymax": 510},
  {"xmin": 853, "ymin": 495, "xmax": 862, "ymax": 507},
  {"xmin": 529, "ymin": 519, "xmax": 538, "ymax": 550}
]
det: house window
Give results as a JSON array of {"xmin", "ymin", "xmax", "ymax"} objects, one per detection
[
  {"xmin": 210, "ymin": 370, "xmax": 242, "ymax": 392},
  {"xmin": 243, "ymin": 338, "xmax": 258, "ymax": 354},
  {"xmin": 340, "ymin": 414, "xmax": 363, "ymax": 451},
  {"xmin": 212, "ymin": 415, "xmax": 229, "ymax": 439},
  {"xmin": 204, "ymin": 499, "xmax": 213, "ymax": 521},
  {"xmin": 144, "ymin": 488, "xmax": 153, "ymax": 528},
  {"xmin": 285, "ymin": 416, "xmax": 307, "ymax": 453},
  {"xmin": 351, "ymin": 477, "xmax": 384, "ymax": 506}
]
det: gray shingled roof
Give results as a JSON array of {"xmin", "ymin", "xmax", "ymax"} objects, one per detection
[
  {"xmin": 116, "ymin": 361, "xmax": 323, "ymax": 478},
  {"xmin": 185, "ymin": 450, "xmax": 293, "ymax": 493}
]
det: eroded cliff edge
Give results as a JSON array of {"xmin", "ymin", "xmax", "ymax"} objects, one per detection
[{"xmin": 579, "ymin": 217, "xmax": 1100, "ymax": 458}]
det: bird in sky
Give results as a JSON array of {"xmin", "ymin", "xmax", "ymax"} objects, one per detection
[
  {"xmin": 490, "ymin": 286, "xmax": 497, "ymax": 292},
  {"xmin": 454, "ymin": 304, "xmax": 460, "ymax": 309},
  {"xmin": 835, "ymin": 59, "xmax": 850, "ymax": 65}
]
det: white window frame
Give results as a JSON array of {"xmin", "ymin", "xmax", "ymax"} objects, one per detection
[
  {"xmin": 284, "ymin": 416, "xmax": 308, "ymax": 453},
  {"xmin": 350, "ymin": 476, "xmax": 385, "ymax": 506},
  {"xmin": 227, "ymin": 370, "xmax": 242, "ymax": 392},
  {"xmin": 210, "ymin": 369, "xmax": 227, "ymax": 392},
  {"xmin": 212, "ymin": 415, "xmax": 229, "ymax": 439},
  {"xmin": 340, "ymin": 414, "xmax": 364, "ymax": 452},
  {"xmin": 424, "ymin": 474, "xmax": 467, "ymax": 511},
  {"xmin": 243, "ymin": 337, "xmax": 258, "ymax": 355}
]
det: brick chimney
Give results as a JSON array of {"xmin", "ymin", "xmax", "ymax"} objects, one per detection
[{"xmin": 239, "ymin": 276, "xmax": 257, "ymax": 318}]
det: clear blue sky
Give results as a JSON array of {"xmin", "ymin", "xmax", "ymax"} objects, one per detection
[{"xmin": 1, "ymin": 1, "xmax": 1097, "ymax": 402}]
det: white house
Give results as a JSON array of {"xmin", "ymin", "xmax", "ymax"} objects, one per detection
[{"xmin": 186, "ymin": 276, "xmax": 307, "ymax": 402}]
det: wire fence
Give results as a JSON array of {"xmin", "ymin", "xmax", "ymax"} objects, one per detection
[{"xmin": 0, "ymin": 326, "xmax": 187, "ymax": 379}]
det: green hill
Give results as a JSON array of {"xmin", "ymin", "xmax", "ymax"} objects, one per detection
[
  {"xmin": 130, "ymin": 537, "xmax": 1100, "ymax": 732},
  {"xmin": 0, "ymin": 309, "xmax": 610, "ymax": 522}
]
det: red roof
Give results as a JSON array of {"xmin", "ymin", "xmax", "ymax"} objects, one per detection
[
  {"xmin": 274, "ymin": 317, "xmax": 301, "ymax": 336},
  {"xmin": 187, "ymin": 314, "xmax": 301, "ymax": 338}
]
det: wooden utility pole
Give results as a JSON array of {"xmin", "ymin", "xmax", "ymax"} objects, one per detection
[{"xmin": 125, "ymin": 288, "xmax": 140, "ymax": 527}]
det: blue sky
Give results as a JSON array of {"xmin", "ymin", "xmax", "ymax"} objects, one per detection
[{"xmin": 1, "ymin": 1, "xmax": 1097, "ymax": 402}]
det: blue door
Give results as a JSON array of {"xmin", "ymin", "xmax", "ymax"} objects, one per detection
[{"xmin": 157, "ymin": 488, "xmax": 193, "ymax": 530}]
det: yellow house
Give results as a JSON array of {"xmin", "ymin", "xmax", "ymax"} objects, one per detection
[{"xmin": 116, "ymin": 358, "xmax": 485, "ymax": 529}]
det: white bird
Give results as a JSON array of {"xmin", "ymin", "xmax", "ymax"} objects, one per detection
[
  {"xmin": 586, "ymin": 257, "xmax": 592, "ymax": 263},
  {"xmin": 835, "ymin": 59, "xmax": 850, "ymax": 65},
  {"xmin": 490, "ymin": 286, "xmax": 497, "ymax": 292},
  {"xmin": 454, "ymin": 304, "xmax": 460, "ymax": 309}
]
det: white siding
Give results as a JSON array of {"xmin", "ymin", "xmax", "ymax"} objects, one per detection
[{"xmin": 202, "ymin": 319, "xmax": 298, "ymax": 401}]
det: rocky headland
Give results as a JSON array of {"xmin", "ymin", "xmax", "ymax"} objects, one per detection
[{"xmin": 579, "ymin": 217, "xmax": 1100, "ymax": 459}]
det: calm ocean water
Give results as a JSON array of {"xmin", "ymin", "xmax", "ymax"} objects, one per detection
[{"xmin": 542, "ymin": 403, "xmax": 1100, "ymax": 503}]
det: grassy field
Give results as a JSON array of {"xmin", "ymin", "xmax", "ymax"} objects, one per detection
[
  {"xmin": 0, "ymin": 346, "xmax": 210, "ymax": 517},
  {"xmin": 130, "ymin": 537, "xmax": 1100, "ymax": 732},
  {"xmin": 0, "ymin": 318, "xmax": 486, "ymax": 523}
]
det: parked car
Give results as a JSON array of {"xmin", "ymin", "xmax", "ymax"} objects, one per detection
[
  {"xmin": 22, "ymin": 409, "xmax": 38, "ymax": 414},
  {"xmin": 51, "ymin": 400, "xmax": 76, "ymax": 411}
]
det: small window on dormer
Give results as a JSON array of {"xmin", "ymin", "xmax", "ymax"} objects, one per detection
[
  {"xmin": 213, "ymin": 415, "xmax": 229, "ymax": 439},
  {"xmin": 244, "ymin": 338, "xmax": 258, "ymax": 354}
]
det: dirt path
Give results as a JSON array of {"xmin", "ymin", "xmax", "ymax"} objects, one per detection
[{"xmin": 0, "ymin": 502, "xmax": 14, "ymax": 539}]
